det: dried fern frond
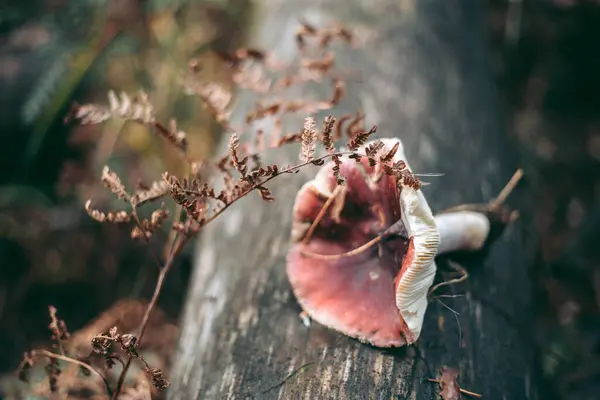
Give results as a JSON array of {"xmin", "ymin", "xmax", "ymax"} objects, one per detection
[
  {"xmin": 365, "ymin": 139, "xmax": 384, "ymax": 157},
  {"xmin": 345, "ymin": 111, "xmax": 365, "ymax": 139},
  {"xmin": 108, "ymin": 90, "xmax": 155, "ymax": 124},
  {"xmin": 189, "ymin": 82, "xmax": 232, "ymax": 126},
  {"xmin": 233, "ymin": 64, "xmax": 271, "ymax": 93},
  {"xmin": 296, "ymin": 22, "xmax": 354, "ymax": 51},
  {"xmin": 229, "ymin": 133, "xmax": 248, "ymax": 177},
  {"xmin": 333, "ymin": 113, "xmax": 353, "ymax": 140},
  {"xmin": 331, "ymin": 154, "xmax": 345, "ymax": 185},
  {"xmin": 155, "ymin": 119, "xmax": 188, "ymax": 153},
  {"xmin": 68, "ymin": 103, "xmax": 112, "ymax": 125},
  {"xmin": 163, "ymin": 173, "xmax": 212, "ymax": 222},
  {"xmin": 130, "ymin": 227, "xmax": 146, "ymax": 240},
  {"xmin": 131, "ymin": 206, "xmax": 170, "ymax": 240},
  {"xmin": 48, "ymin": 305, "xmax": 70, "ymax": 343},
  {"xmin": 294, "ymin": 79, "xmax": 345, "ymax": 114},
  {"xmin": 321, "ymin": 115, "xmax": 336, "ymax": 154},
  {"xmin": 246, "ymin": 102, "xmax": 281, "ymax": 124},
  {"xmin": 172, "ymin": 218, "xmax": 201, "ymax": 237},
  {"xmin": 365, "ymin": 139, "xmax": 385, "ymax": 166},
  {"xmin": 67, "ymin": 90, "xmax": 155, "ymax": 126},
  {"xmin": 184, "ymin": 199, "xmax": 208, "ymax": 223},
  {"xmin": 300, "ymin": 117, "xmax": 317, "ymax": 162},
  {"xmin": 347, "ymin": 125, "xmax": 377, "ymax": 151},
  {"xmin": 256, "ymin": 185, "xmax": 275, "ymax": 202},
  {"xmin": 145, "ymin": 367, "xmax": 170, "ymax": 391},
  {"xmin": 380, "ymin": 141, "xmax": 400, "ymax": 162},
  {"xmin": 54, "ymin": 21, "xmax": 366, "ymax": 400},
  {"xmin": 324, "ymin": 78, "xmax": 345, "ymax": 109},
  {"xmin": 235, "ymin": 48, "xmax": 267, "ymax": 63},
  {"xmin": 295, "ymin": 22, "xmax": 318, "ymax": 51},
  {"xmin": 85, "ymin": 200, "xmax": 130, "ymax": 223},
  {"xmin": 397, "ymin": 168, "xmax": 422, "ymax": 191},
  {"xmin": 276, "ymin": 132, "xmax": 303, "ymax": 147},
  {"xmin": 244, "ymin": 164, "xmax": 279, "ymax": 185},
  {"xmin": 301, "ymin": 51, "xmax": 335, "ymax": 74},
  {"xmin": 150, "ymin": 207, "xmax": 170, "ymax": 229},
  {"xmin": 101, "ymin": 166, "xmax": 130, "ymax": 202},
  {"xmin": 131, "ymin": 180, "xmax": 170, "ymax": 207},
  {"xmin": 318, "ymin": 24, "xmax": 355, "ymax": 48}
]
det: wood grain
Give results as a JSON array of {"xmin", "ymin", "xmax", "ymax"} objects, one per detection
[{"xmin": 168, "ymin": 0, "xmax": 540, "ymax": 399}]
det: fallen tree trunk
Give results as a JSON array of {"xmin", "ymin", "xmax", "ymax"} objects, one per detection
[{"xmin": 168, "ymin": 0, "xmax": 540, "ymax": 399}]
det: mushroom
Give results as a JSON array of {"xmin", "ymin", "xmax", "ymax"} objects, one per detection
[{"xmin": 286, "ymin": 138, "xmax": 514, "ymax": 347}]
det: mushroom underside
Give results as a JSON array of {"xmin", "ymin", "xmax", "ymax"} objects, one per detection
[{"xmin": 287, "ymin": 159, "xmax": 414, "ymax": 347}]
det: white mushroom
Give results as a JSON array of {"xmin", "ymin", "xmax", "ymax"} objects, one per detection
[{"xmin": 286, "ymin": 138, "xmax": 502, "ymax": 347}]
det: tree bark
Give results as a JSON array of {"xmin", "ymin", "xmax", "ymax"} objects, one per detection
[{"xmin": 168, "ymin": 0, "xmax": 540, "ymax": 399}]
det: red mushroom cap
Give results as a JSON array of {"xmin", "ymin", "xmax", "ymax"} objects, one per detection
[
  {"xmin": 287, "ymin": 151, "xmax": 409, "ymax": 346},
  {"xmin": 287, "ymin": 138, "xmax": 439, "ymax": 347}
]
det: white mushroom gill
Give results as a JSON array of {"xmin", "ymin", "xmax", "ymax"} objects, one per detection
[
  {"xmin": 397, "ymin": 186, "xmax": 439, "ymax": 341},
  {"xmin": 365, "ymin": 139, "xmax": 494, "ymax": 341},
  {"xmin": 367, "ymin": 138, "xmax": 440, "ymax": 342}
]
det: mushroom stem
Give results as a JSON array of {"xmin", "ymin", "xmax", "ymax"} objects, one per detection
[
  {"xmin": 434, "ymin": 210, "xmax": 491, "ymax": 255},
  {"xmin": 433, "ymin": 167, "xmax": 524, "ymax": 255}
]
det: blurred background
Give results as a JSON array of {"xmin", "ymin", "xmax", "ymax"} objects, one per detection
[{"xmin": 0, "ymin": 0, "xmax": 599, "ymax": 398}]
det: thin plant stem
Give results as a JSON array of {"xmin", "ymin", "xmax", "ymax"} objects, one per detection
[
  {"xmin": 489, "ymin": 168, "xmax": 523, "ymax": 211},
  {"xmin": 302, "ymin": 184, "xmax": 343, "ymax": 244},
  {"xmin": 301, "ymin": 235, "xmax": 383, "ymax": 260},
  {"xmin": 428, "ymin": 261, "xmax": 469, "ymax": 296},
  {"xmin": 112, "ymin": 235, "xmax": 188, "ymax": 399},
  {"xmin": 163, "ymin": 161, "xmax": 190, "ymax": 260},
  {"xmin": 26, "ymin": 350, "xmax": 113, "ymax": 396},
  {"xmin": 130, "ymin": 207, "xmax": 163, "ymax": 268}
]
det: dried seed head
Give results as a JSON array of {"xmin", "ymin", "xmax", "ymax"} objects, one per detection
[
  {"xmin": 145, "ymin": 367, "xmax": 170, "ymax": 390},
  {"xmin": 119, "ymin": 333, "xmax": 138, "ymax": 356},
  {"xmin": 91, "ymin": 335, "xmax": 113, "ymax": 355},
  {"xmin": 300, "ymin": 117, "xmax": 317, "ymax": 163}
]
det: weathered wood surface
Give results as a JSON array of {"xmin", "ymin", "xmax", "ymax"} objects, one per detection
[{"xmin": 168, "ymin": 0, "xmax": 540, "ymax": 399}]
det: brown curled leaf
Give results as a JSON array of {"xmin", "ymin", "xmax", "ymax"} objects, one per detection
[
  {"xmin": 347, "ymin": 125, "xmax": 377, "ymax": 151},
  {"xmin": 85, "ymin": 200, "xmax": 131, "ymax": 223},
  {"xmin": 131, "ymin": 180, "xmax": 170, "ymax": 207},
  {"xmin": 321, "ymin": 115, "xmax": 336, "ymax": 154},
  {"xmin": 101, "ymin": 166, "xmax": 130, "ymax": 202}
]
